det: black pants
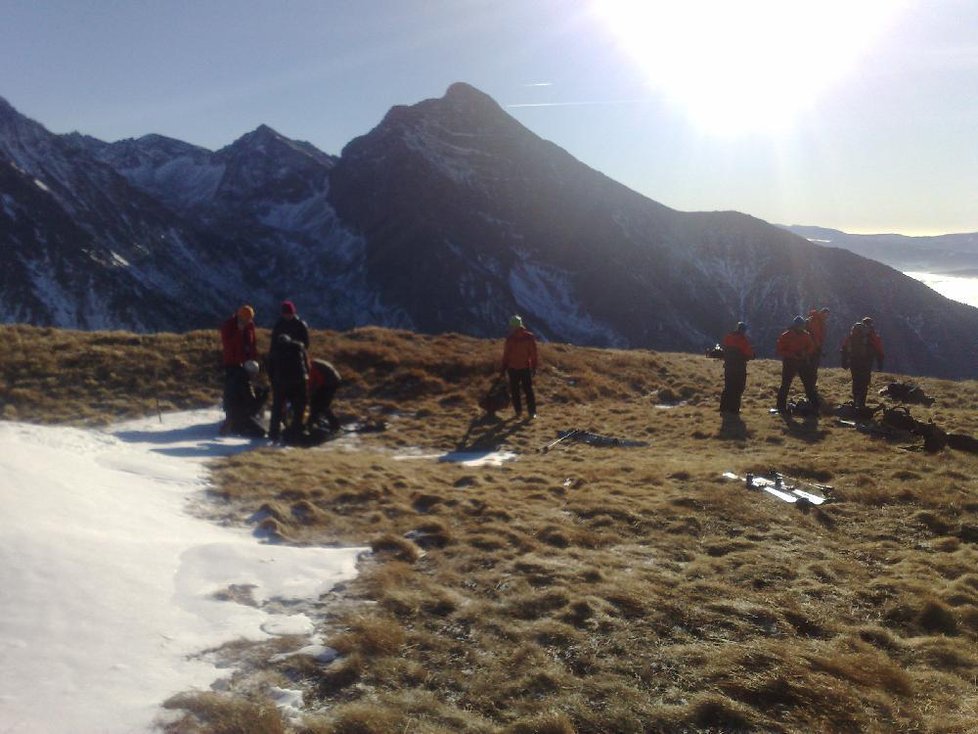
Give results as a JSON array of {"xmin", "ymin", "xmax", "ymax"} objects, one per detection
[
  {"xmin": 720, "ymin": 364, "xmax": 747, "ymax": 414},
  {"xmin": 507, "ymin": 368, "xmax": 536, "ymax": 416},
  {"xmin": 308, "ymin": 384, "xmax": 340, "ymax": 431},
  {"xmin": 270, "ymin": 380, "xmax": 307, "ymax": 438},
  {"xmin": 222, "ymin": 365, "xmax": 245, "ymax": 417},
  {"xmin": 777, "ymin": 359, "xmax": 820, "ymax": 412},
  {"xmin": 850, "ymin": 362, "xmax": 873, "ymax": 407}
]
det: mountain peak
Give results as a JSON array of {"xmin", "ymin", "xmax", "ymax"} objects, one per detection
[{"xmin": 235, "ymin": 123, "xmax": 284, "ymax": 147}]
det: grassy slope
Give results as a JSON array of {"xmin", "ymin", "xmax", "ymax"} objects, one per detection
[{"xmin": 3, "ymin": 324, "xmax": 978, "ymax": 733}]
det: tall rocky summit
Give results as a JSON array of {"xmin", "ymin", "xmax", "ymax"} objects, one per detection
[{"xmin": 1, "ymin": 86, "xmax": 977, "ymax": 377}]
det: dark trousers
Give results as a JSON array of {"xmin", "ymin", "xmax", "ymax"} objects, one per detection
[
  {"xmin": 270, "ymin": 380, "xmax": 307, "ymax": 438},
  {"xmin": 222, "ymin": 366, "xmax": 245, "ymax": 417},
  {"xmin": 507, "ymin": 368, "xmax": 536, "ymax": 416},
  {"xmin": 308, "ymin": 384, "xmax": 340, "ymax": 431},
  {"xmin": 720, "ymin": 364, "xmax": 747, "ymax": 414},
  {"xmin": 777, "ymin": 359, "xmax": 820, "ymax": 412},
  {"xmin": 850, "ymin": 362, "xmax": 873, "ymax": 407}
]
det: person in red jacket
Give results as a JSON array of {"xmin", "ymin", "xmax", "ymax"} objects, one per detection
[
  {"xmin": 220, "ymin": 305, "xmax": 258, "ymax": 368},
  {"xmin": 775, "ymin": 315, "xmax": 820, "ymax": 414},
  {"xmin": 719, "ymin": 321, "xmax": 754, "ymax": 415},
  {"xmin": 219, "ymin": 305, "xmax": 258, "ymax": 430},
  {"xmin": 500, "ymin": 315, "xmax": 539, "ymax": 419}
]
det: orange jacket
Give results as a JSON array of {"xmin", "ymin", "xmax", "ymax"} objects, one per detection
[
  {"xmin": 776, "ymin": 328, "xmax": 816, "ymax": 361},
  {"xmin": 805, "ymin": 309, "xmax": 828, "ymax": 348},
  {"xmin": 501, "ymin": 328, "xmax": 539, "ymax": 370},
  {"xmin": 722, "ymin": 331, "xmax": 754, "ymax": 360}
]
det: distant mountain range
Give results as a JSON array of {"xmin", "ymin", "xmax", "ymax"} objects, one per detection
[
  {"xmin": 2, "ymin": 84, "xmax": 977, "ymax": 377},
  {"xmin": 781, "ymin": 225, "xmax": 978, "ymax": 277}
]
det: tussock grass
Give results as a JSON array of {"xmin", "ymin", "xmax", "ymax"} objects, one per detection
[{"xmin": 5, "ymin": 324, "xmax": 978, "ymax": 732}]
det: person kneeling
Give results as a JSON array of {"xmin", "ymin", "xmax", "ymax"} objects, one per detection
[{"xmin": 307, "ymin": 359, "xmax": 343, "ymax": 434}]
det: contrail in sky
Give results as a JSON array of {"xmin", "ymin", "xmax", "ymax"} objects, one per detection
[{"xmin": 506, "ymin": 99, "xmax": 643, "ymax": 108}]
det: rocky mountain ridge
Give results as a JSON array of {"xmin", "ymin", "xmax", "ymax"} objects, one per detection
[{"xmin": 2, "ymin": 85, "xmax": 977, "ymax": 377}]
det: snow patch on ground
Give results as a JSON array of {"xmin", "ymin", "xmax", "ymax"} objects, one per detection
[
  {"xmin": 0, "ymin": 409, "xmax": 365, "ymax": 734},
  {"xmin": 393, "ymin": 449, "xmax": 517, "ymax": 467}
]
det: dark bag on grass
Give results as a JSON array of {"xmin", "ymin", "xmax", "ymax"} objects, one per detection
[
  {"xmin": 948, "ymin": 433, "xmax": 978, "ymax": 453},
  {"xmin": 881, "ymin": 406, "xmax": 916, "ymax": 432},
  {"xmin": 878, "ymin": 381, "xmax": 935, "ymax": 406},
  {"xmin": 918, "ymin": 421, "xmax": 947, "ymax": 453},
  {"xmin": 479, "ymin": 376, "xmax": 510, "ymax": 416}
]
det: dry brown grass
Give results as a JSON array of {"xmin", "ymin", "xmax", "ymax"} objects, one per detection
[{"xmin": 4, "ymin": 324, "xmax": 978, "ymax": 733}]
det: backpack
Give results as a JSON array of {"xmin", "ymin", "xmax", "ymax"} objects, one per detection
[
  {"xmin": 948, "ymin": 433, "xmax": 978, "ymax": 453},
  {"xmin": 881, "ymin": 406, "xmax": 916, "ymax": 432},
  {"xmin": 879, "ymin": 381, "xmax": 935, "ymax": 406},
  {"xmin": 847, "ymin": 325, "xmax": 871, "ymax": 363},
  {"xmin": 918, "ymin": 422, "xmax": 948, "ymax": 453},
  {"xmin": 478, "ymin": 376, "xmax": 510, "ymax": 416}
]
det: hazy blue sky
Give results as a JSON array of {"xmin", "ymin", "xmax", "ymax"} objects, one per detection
[{"xmin": 2, "ymin": 1, "xmax": 975, "ymax": 235}]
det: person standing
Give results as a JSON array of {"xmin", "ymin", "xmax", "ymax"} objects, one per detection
[
  {"xmin": 719, "ymin": 322, "xmax": 754, "ymax": 415},
  {"xmin": 861, "ymin": 316, "xmax": 885, "ymax": 370},
  {"xmin": 500, "ymin": 315, "xmax": 539, "ymax": 419},
  {"xmin": 841, "ymin": 319, "xmax": 885, "ymax": 408},
  {"xmin": 270, "ymin": 300, "xmax": 310, "ymax": 349},
  {"xmin": 775, "ymin": 315, "xmax": 820, "ymax": 414},
  {"xmin": 267, "ymin": 334, "xmax": 309, "ymax": 442},
  {"xmin": 219, "ymin": 305, "xmax": 258, "ymax": 430}
]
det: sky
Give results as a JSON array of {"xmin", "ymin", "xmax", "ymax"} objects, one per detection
[{"xmin": 1, "ymin": 0, "xmax": 976, "ymax": 236}]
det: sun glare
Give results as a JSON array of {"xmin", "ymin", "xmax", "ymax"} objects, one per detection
[{"xmin": 592, "ymin": 0, "xmax": 909, "ymax": 136}]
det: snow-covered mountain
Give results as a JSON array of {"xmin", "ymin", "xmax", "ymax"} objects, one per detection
[{"xmin": 2, "ymin": 86, "xmax": 978, "ymax": 377}]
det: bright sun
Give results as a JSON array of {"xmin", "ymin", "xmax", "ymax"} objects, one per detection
[{"xmin": 591, "ymin": 0, "xmax": 909, "ymax": 136}]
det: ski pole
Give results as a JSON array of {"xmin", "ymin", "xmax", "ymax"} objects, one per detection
[{"xmin": 540, "ymin": 429, "xmax": 579, "ymax": 453}]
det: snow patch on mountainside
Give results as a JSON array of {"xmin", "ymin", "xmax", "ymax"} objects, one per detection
[
  {"xmin": 259, "ymin": 191, "xmax": 335, "ymax": 233},
  {"xmin": 117, "ymin": 156, "xmax": 225, "ymax": 209},
  {"xmin": 509, "ymin": 257, "xmax": 626, "ymax": 347},
  {"xmin": 402, "ymin": 124, "xmax": 484, "ymax": 186},
  {"xmin": 1, "ymin": 192, "xmax": 16, "ymax": 219}
]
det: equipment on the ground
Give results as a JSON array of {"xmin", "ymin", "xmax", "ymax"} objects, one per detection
[
  {"xmin": 541, "ymin": 429, "xmax": 649, "ymax": 453},
  {"xmin": 722, "ymin": 471, "xmax": 832, "ymax": 505},
  {"xmin": 878, "ymin": 381, "xmax": 935, "ymax": 406},
  {"xmin": 478, "ymin": 375, "xmax": 510, "ymax": 417}
]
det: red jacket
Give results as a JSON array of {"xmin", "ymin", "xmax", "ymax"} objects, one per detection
[
  {"xmin": 722, "ymin": 331, "xmax": 755, "ymax": 360},
  {"xmin": 220, "ymin": 315, "xmax": 257, "ymax": 367},
  {"xmin": 776, "ymin": 328, "xmax": 816, "ymax": 361},
  {"xmin": 501, "ymin": 328, "xmax": 539, "ymax": 370}
]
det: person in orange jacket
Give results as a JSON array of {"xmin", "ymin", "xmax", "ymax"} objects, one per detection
[
  {"xmin": 719, "ymin": 321, "xmax": 754, "ymax": 415},
  {"xmin": 500, "ymin": 315, "xmax": 539, "ymax": 419},
  {"xmin": 805, "ymin": 306, "xmax": 830, "ymax": 367},
  {"xmin": 775, "ymin": 315, "xmax": 820, "ymax": 414}
]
